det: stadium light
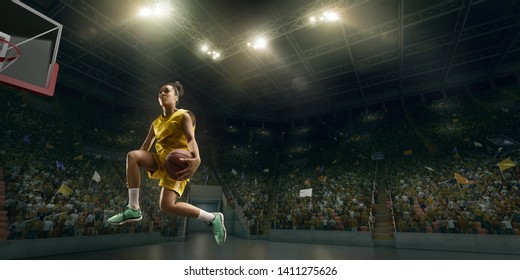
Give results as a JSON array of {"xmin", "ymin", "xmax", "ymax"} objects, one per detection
[
  {"xmin": 309, "ymin": 10, "xmax": 340, "ymax": 26},
  {"xmin": 212, "ymin": 52, "xmax": 221, "ymax": 60},
  {"xmin": 323, "ymin": 11, "xmax": 339, "ymax": 22},
  {"xmin": 139, "ymin": 7, "xmax": 152, "ymax": 17},
  {"xmin": 138, "ymin": 2, "xmax": 173, "ymax": 18},
  {"xmin": 247, "ymin": 36, "xmax": 268, "ymax": 50},
  {"xmin": 200, "ymin": 43, "xmax": 221, "ymax": 60}
]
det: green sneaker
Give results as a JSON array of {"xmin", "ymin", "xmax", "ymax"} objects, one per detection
[
  {"xmin": 108, "ymin": 206, "xmax": 142, "ymax": 225},
  {"xmin": 209, "ymin": 212, "xmax": 227, "ymax": 245}
]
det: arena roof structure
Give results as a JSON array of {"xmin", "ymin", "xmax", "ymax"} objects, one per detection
[{"xmin": 16, "ymin": 0, "xmax": 520, "ymax": 122}]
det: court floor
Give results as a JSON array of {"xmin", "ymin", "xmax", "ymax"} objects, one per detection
[{"xmin": 26, "ymin": 232, "xmax": 520, "ymax": 260}]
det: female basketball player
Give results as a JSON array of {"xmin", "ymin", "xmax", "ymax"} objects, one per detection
[{"xmin": 108, "ymin": 81, "xmax": 226, "ymax": 245}]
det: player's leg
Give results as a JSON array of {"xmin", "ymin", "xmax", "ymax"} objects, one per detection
[
  {"xmin": 108, "ymin": 150, "xmax": 157, "ymax": 225},
  {"xmin": 127, "ymin": 150, "xmax": 158, "ymax": 189},
  {"xmin": 159, "ymin": 187, "xmax": 227, "ymax": 245},
  {"xmin": 159, "ymin": 187, "xmax": 199, "ymax": 217}
]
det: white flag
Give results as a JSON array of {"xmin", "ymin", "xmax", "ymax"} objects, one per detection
[
  {"xmin": 263, "ymin": 168, "xmax": 269, "ymax": 173},
  {"xmin": 424, "ymin": 167, "xmax": 435, "ymax": 172},
  {"xmin": 474, "ymin": 142, "xmax": 483, "ymax": 148},
  {"xmin": 299, "ymin": 188, "xmax": 312, "ymax": 197},
  {"xmin": 92, "ymin": 171, "xmax": 101, "ymax": 183},
  {"xmin": 231, "ymin": 169, "xmax": 238, "ymax": 175}
]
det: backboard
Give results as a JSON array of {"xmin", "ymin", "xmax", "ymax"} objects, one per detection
[{"xmin": 0, "ymin": 0, "xmax": 62, "ymax": 97}]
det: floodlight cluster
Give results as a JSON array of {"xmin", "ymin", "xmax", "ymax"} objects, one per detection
[
  {"xmin": 309, "ymin": 11, "xmax": 340, "ymax": 25},
  {"xmin": 201, "ymin": 44, "xmax": 221, "ymax": 60},
  {"xmin": 247, "ymin": 36, "xmax": 268, "ymax": 50},
  {"xmin": 137, "ymin": 4, "xmax": 342, "ymax": 61},
  {"xmin": 138, "ymin": 3, "xmax": 173, "ymax": 18}
]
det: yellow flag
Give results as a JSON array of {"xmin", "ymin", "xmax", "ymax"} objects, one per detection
[
  {"xmin": 498, "ymin": 158, "xmax": 516, "ymax": 171},
  {"xmin": 58, "ymin": 183, "xmax": 73, "ymax": 196},
  {"xmin": 73, "ymin": 154, "xmax": 83, "ymax": 161},
  {"xmin": 454, "ymin": 173, "xmax": 469, "ymax": 185},
  {"xmin": 403, "ymin": 150, "xmax": 413, "ymax": 155}
]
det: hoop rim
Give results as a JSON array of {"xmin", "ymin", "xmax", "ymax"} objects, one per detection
[{"xmin": 0, "ymin": 38, "xmax": 22, "ymax": 63}]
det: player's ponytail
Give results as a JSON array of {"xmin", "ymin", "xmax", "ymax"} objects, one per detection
[{"xmin": 172, "ymin": 81, "xmax": 184, "ymax": 97}]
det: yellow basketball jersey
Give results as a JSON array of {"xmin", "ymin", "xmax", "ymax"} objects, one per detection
[{"xmin": 151, "ymin": 109, "xmax": 192, "ymax": 157}]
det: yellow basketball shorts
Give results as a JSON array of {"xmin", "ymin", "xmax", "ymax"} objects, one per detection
[{"xmin": 147, "ymin": 153, "xmax": 189, "ymax": 197}]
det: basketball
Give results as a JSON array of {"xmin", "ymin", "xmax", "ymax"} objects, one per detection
[{"xmin": 164, "ymin": 149, "xmax": 192, "ymax": 180}]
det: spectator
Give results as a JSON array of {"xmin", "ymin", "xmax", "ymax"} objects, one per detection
[{"xmin": 40, "ymin": 217, "xmax": 54, "ymax": 238}]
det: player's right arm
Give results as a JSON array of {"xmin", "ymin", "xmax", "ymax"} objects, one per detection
[{"xmin": 140, "ymin": 123, "xmax": 155, "ymax": 151}]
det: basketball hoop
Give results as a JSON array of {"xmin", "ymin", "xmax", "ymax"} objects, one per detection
[{"xmin": 0, "ymin": 38, "xmax": 21, "ymax": 73}]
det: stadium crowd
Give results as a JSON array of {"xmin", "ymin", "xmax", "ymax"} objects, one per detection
[{"xmin": 1, "ymin": 84, "xmax": 519, "ymax": 240}]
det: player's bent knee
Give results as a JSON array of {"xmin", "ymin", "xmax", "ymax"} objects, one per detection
[
  {"xmin": 127, "ymin": 150, "xmax": 139, "ymax": 162},
  {"xmin": 159, "ymin": 199, "xmax": 181, "ymax": 214},
  {"xmin": 128, "ymin": 150, "xmax": 151, "ymax": 166}
]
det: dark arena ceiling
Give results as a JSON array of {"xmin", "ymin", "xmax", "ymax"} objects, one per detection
[{"xmin": 18, "ymin": 0, "xmax": 520, "ymax": 122}]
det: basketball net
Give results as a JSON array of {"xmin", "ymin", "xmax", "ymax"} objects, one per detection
[{"xmin": 0, "ymin": 38, "xmax": 21, "ymax": 73}]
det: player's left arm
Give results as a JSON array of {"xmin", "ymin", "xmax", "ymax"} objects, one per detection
[{"xmin": 177, "ymin": 111, "xmax": 201, "ymax": 181}]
